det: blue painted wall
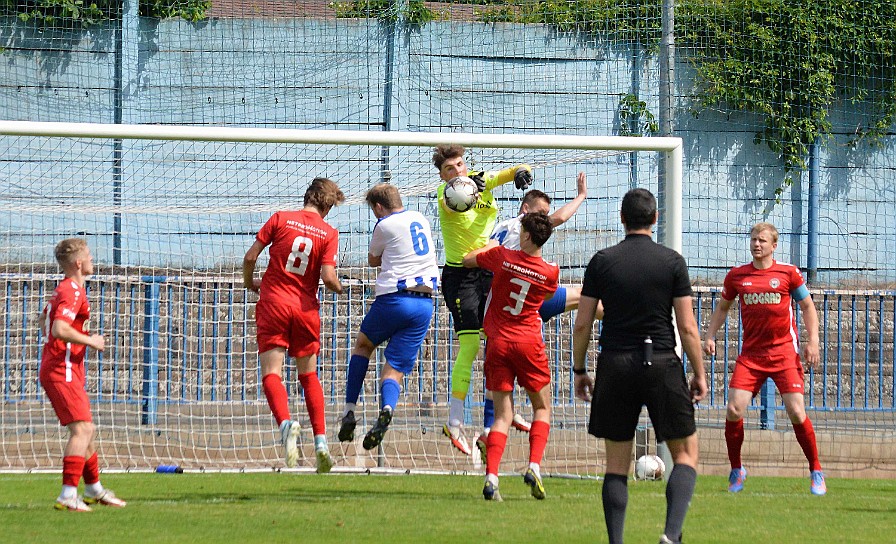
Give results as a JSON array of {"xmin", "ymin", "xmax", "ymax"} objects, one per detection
[{"xmin": 1, "ymin": 17, "xmax": 893, "ymax": 284}]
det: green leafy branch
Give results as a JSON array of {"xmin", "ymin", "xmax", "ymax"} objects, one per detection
[
  {"xmin": 679, "ymin": 0, "xmax": 896, "ymax": 198},
  {"xmin": 329, "ymin": 0, "xmax": 434, "ymax": 25},
  {"xmin": 2, "ymin": 0, "xmax": 212, "ymax": 26},
  {"xmin": 618, "ymin": 93, "xmax": 658, "ymax": 136}
]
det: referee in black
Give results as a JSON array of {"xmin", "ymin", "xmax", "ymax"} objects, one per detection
[{"xmin": 572, "ymin": 188, "xmax": 707, "ymax": 544}]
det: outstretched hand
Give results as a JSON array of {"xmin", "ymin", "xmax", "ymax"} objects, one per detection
[{"xmin": 514, "ymin": 167, "xmax": 532, "ymax": 190}]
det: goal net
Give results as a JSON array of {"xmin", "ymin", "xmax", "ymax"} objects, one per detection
[{"xmin": 0, "ymin": 121, "xmax": 682, "ymax": 475}]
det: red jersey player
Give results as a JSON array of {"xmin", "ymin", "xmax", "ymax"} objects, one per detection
[
  {"xmin": 243, "ymin": 177, "xmax": 345, "ymax": 473},
  {"xmin": 703, "ymin": 222, "xmax": 825, "ymax": 495},
  {"xmin": 39, "ymin": 238, "xmax": 126, "ymax": 511},
  {"xmin": 463, "ymin": 212, "xmax": 559, "ymax": 501}
]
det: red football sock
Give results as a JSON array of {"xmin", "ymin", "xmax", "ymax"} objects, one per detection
[
  {"xmin": 486, "ymin": 431, "xmax": 508, "ymax": 476},
  {"xmin": 262, "ymin": 373, "xmax": 291, "ymax": 425},
  {"xmin": 62, "ymin": 455, "xmax": 85, "ymax": 488},
  {"xmin": 793, "ymin": 418, "xmax": 823, "ymax": 471},
  {"xmin": 528, "ymin": 420, "xmax": 550, "ymax": 465},
  {"xmin": 298, "ymin": 372, "xmax": 326, "ymax": 436},
  {"xmin": 725, "ymin": 419, "xmax": 745, "ymax": 469},
  {"xmin": 82, "ymin": 452, "xmax": 100, "ymax": 485}
]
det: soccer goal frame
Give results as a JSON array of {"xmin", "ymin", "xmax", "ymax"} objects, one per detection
[{"xmin": 0, "ymin": 120, "xmax": 682, "ymax": 476}]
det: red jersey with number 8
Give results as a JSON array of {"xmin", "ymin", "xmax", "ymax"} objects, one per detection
[
  {"xmin": 256, "ymin": 210, "xmax": 339, "ymax": 308},
  {"xmin": 476, "ymin": 246, "xmax": 559, "ymax": 340}
]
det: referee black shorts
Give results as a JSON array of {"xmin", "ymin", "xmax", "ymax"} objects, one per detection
[
  {"xmin": 588, "ymin": 349, "xmax": 696, "ymax": 443},
  {"xmin": 440, "ymin": 265, "xmax": 493, "ymax": 333}
]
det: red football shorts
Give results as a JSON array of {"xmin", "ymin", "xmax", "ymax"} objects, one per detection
[
  {"xmin": 255, "ymin": 298, "xmax": 321, "ymax": 358},
  {"xmin": 730, "ymin": 352, "xmax": 805, "ymax": 395},
  {"xmin": 484, "ymin": 337, "xmax": 551, "ymax": 393},
  {"xmin": 41, "ymin": 378, "xmax": 92, "ymax": 426}
]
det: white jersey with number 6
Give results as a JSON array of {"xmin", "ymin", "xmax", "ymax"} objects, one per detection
[{"xmin": 370, "ymin": 210, "xmax": 439, "ymax": 297}]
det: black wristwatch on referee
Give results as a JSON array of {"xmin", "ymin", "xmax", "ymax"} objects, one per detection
[{"xmin": 573, "ymin": 367, "xmax": 587, "ymax": 375}]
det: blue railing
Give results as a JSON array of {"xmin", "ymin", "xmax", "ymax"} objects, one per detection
[{"xmin": 3, "ymin": 276, "xmax": 895, "ymax": 426}]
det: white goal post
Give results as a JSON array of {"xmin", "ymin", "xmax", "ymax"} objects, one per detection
[{"xmin": 0, "ymin": 120, "xmax": 682, "ymax": 476}]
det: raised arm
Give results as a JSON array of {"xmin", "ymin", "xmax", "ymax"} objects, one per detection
[
  {"xmin": 478, "ymin": 164, "xmax": 533, "ymax": 192},
  {"xmin": 549, "ymin": 171, "xmax": 588, "ymax": 227}
]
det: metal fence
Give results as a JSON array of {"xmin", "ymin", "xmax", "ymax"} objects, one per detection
[{"xmin": 3, "ymin": 275, "xmax": 894, "ymax": 420}]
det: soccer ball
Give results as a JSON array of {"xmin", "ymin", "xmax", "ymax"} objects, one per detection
[
  {"xmin": 443, "ymin": 176, "xmax": 479, "ymax": 212},
  {"xmin": 634, "ymin": 454, "xmax": 666, "ymax": 481}
]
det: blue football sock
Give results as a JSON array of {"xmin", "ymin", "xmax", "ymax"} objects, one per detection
[
  {"xmin": 381, "ymin": 378, "xmax": 401, "ymax": 412},
  {"xmin": 483, "ymin": 398, "xmax": 495, "ymax": 429},
  {"xmin": 345, "ymin": 354, "xmax": 370, "ymax": 405}
]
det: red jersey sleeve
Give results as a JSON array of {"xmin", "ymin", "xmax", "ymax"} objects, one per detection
[
  {"xmin": 721, "ymin": 267, "xmax": 740, "ymax": 301},
  {"xmin": 256, "ymin": 212, "xmax": 280, "ymax": 246},
  {"xmin": 475, "ymin": 246, "xmax": 503, "ymax": 273},
  {"xmin": 320, "ymin": 228, "xmax": 339, "ymax": 267},
  {"xmin": 789, "ymin": 264, "xmax": 806, "ymax": 290},
  {"xmin": 51, "ymin": 280, "xmax": 82, "ymax": 326}
]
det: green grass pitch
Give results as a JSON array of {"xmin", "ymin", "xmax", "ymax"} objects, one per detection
[{"xmin": 1, "ymin": 472, "xmax": 893, "ymax": 543}]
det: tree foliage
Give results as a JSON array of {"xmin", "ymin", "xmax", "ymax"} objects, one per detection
[
  {"xmin": 478, "ymin": 0, "xmax": 896, "ymax": 194},
  {"xmin": 679, "ymin": 0, "xmax": 896, "ymax": 193},
  {"xmin": 1, "ymin": 0, "xmax": 211, "ymax": 26},
  {"xmin": 330, "ymin": 0, "xmax": 434, "ymax": 24}
]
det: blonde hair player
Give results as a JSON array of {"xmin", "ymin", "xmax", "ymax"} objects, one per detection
[
  {"xmin": 703, "ymin": 222, "xmax": 825, "ymax": 495},
  {"xmin": 39, "ymin": 238, "xmax": 127, "ymax": 511}
]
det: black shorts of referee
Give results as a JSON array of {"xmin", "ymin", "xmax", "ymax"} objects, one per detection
[{"xmin": 588, "ymin": 348, "xmax": 696, "ymax": 443}]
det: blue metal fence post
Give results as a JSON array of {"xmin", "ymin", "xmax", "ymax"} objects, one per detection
[
  {"xmin": 759, "ymin": 377, "xmax": 775, "ymax": 430},
  {"xmin": 807, "ymin": 138, "xmax": 820, "ymax": 284},
  {"xmin": 141, "ymin": 277, "xmax": 163, "ymax": 425}
]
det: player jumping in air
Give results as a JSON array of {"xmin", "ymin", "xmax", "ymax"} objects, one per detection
[
  {"xmin": 433, "ymin": 144, "xmax": 533, "ymax": 455},
  {"xmin": 338, "ymin": 183, "xmax": 439, "ymax": 450},
  {"xmin": 39, "ymin": 238, "xmax": 127, "ymax": 511},
  {"xmin": 463, "ymin": 212, "xmax": 559, "ymax": 501},
  {"xmin": 703, "ymin": 222, "xmax": 826, "ymax": 495},
  {"xmin": 243, "ymin": 177, "xmax": 344, "ymax": 473}
]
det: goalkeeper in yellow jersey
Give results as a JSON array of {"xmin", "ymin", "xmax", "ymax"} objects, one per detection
[{"xmin": 432, "ymin": 144, "xmax": 533, "ymax": 455}]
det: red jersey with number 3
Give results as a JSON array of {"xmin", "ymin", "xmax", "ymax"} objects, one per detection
[
  {"xmin": 256, "ymin": 210, "xmax": 339, "ymax": 308},
  {"xmin": 40, "ymin": 278, "xmax": 90, "ymax": 383},
  {"xmin": 722, "ymin": 261, "xmax": 805, "ymax": 358},
  {"xmin": 476, "ymin": 246, "xmax": 559, "ymax": 340}
]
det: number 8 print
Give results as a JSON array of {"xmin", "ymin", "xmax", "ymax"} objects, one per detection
[{"xmin": 285, "ymin": 235, "xmax": 313, "ymax": 276}]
